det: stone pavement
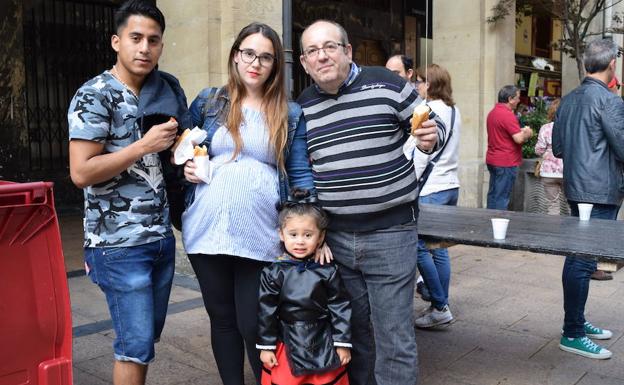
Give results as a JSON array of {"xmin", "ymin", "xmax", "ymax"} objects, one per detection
[{"xmin": 67, "ymin": 234, "xmax": 624, "ymax": 385}]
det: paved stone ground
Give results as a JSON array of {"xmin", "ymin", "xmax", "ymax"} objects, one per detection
[{"xmin": 67, "ymin": 235, "xmax": 624, "ymax": 385}]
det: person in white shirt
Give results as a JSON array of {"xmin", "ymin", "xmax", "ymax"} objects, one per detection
[{"xmin": 411, "ymin": 64, "xmax": 461, "ymax": 328}]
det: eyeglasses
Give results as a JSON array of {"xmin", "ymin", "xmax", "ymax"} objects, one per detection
[
  {"xmin": 237, "ymin": 49, "xmax": 275, "ymax": 67},
  {"xmin": 302, "ymin": 42, "xmax": 346, "ymax": 59}
]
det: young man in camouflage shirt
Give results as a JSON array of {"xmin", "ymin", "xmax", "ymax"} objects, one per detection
[{"xmin": 67, "ymin": 1, "xmax": 189, "ymax": 384}]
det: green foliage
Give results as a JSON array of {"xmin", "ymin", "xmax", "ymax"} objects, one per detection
[{"xmin": 519, "ymin": 98, "xmax": 549, "ymax": 158}]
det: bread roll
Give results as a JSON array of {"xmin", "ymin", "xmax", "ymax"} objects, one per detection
[
  {"xmin": 411, "ymin": 104, "xmax": 431, "ymax": 135},
  {"xmin": 193, "ymin": 145, "xmax": 208, "ymax": 157}
]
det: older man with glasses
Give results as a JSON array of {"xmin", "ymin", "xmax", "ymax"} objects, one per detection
[{"xmin": 296, "ymin": 19, "xmax": 447, "ymax": 385}]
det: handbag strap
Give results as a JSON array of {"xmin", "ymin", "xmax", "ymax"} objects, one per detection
[{"xmin": 417, "ymin": 105, "xmax": 455, "ymax": 192}]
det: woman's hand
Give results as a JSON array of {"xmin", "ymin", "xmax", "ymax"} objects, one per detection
[
  {"xmin": 336, "ymin": 347, "xmax": 351, "ymax": 366},
  {"xmin": 184, "ymin": 159, "xmax": 202, "ymax": 184},
  {"xmin": 314, "ymin": 242, "xmax": 333, "ymax": 265},
  {"xmin": 260, "ymin": 350, "xmax": 278, "ymax": 368}
]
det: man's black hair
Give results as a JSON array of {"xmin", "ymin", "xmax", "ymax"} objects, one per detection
[
  {"xmin": 114, "ymin": 0, "xmax": 165, "ymax": 34},
  {"xmin": 400, "ymin": 55, "xmax": 414, "ymax": 72}
]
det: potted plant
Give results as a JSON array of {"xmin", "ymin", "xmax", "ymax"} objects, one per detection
[
  {"xmin": 509, "ymin": 96, "xmax": 552, "ymax": 212},
  {"xmin": 519, "ymin": 96, "xmax": 549, "ymax": 159}
]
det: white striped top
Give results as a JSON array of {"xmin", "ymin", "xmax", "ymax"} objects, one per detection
[{"xmin": 181, "ymin": 107, "xmax": 282, "ymax": 262}]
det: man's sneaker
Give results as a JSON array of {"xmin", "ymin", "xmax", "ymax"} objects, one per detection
[
  {"xmin": 559, "ymin": 336, "xmax": 612, "ymax": 359},
  {"xmin": 584, "ymin": 322, "xmax": 613, "ymax": 340},
  {"xmin": 414, "ymin": 305, "xmax": 453, "ymax": 328}
]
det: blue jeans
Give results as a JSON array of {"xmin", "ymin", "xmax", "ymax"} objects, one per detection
[
  {"xmin": 562, "ymin": 202, "xmax": 620, "ymax": 338},
  {"xmin": 326, "ymin": 222, "xmax": 419, "ymax": 385},
  {"xmin": 417, "ymin": 188, "xmax": 459, "ymax": 309},
  {"xmin": 85, "ymin": 236, "xmax": 175, "ymax": 364},
  {"xmin": 486, "ymin": 165, "xmax": 518, "ymax": 210}
]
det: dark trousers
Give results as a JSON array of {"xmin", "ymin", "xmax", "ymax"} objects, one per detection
[
  {"xmin": 189, "ymin": 254, "xmax": 268, "ymax": 385},
  {"xmin": 562, "ymin": 202, "xmax": 620, "ymax": 337}
]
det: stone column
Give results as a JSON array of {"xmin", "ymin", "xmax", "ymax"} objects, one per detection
[
  {"xmin": 158, "ymin": 0, "xmax": 282, "ymax": 100},
  {"xmin": 433, "ymin": 0, "xmax": 516, "ymax": 207}
]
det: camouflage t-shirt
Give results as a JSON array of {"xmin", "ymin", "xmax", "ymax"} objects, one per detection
[{"xmin": 68, "ymin": 71, "xmax": 172, "ymax": 248}]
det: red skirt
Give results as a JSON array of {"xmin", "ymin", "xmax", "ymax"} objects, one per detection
[{"xmin": 261, "ymin": 342, "xmax": 349, "ymax": 385}]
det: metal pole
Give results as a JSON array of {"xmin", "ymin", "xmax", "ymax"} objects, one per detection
[{"xmin": 283, "ymin": 0, "xmax": 293, "ymax": 100}]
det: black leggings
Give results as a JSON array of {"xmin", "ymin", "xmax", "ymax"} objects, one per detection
[{"xmin": 188, "ymin": 254, "xmax": 268, "ymax": 385}]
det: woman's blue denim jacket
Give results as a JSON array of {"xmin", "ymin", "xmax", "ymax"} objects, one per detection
[{"xmin": 184, "ymin": 87, "xmax": 315, "ymax": 207}]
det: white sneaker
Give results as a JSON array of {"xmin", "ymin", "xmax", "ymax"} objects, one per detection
[{"xmin": 414, "ymin": 305, "xmax": 453, "ymax": 328}]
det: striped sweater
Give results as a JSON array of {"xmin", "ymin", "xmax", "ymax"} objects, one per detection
[{"xmin": 298, "ymin": 66, "xmax": 445, "ymax": 231}]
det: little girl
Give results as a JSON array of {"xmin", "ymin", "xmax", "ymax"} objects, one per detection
[{"xmin": 256, "ymin": 198, "xmax": 351, "ymax": 385}]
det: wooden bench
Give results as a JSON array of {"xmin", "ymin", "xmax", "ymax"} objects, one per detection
[{"xmin": 417, "ymin": 204, "xmax": 624, "ymax": 264}]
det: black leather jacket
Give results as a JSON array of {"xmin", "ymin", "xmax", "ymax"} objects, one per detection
[
  {"xmin": 256, "ymin": 255, "xmax": 351, "ymax": 376},
  {"xmin": 552, "ymin": 77, "xmax": 624, "ymax": 205}
]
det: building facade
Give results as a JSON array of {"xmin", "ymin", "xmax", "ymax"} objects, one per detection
[{"xmin": 1, "ymin": 0, "xmax": 622, "ymax": 209}]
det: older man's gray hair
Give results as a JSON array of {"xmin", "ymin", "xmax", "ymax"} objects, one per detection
[
  {"xmin": 497, "ymin": 85, "xmax": 518, "ymax": 103},
  {"xmin": 584, "ymin": 39, "xmax": 619, "ymax": 74}
]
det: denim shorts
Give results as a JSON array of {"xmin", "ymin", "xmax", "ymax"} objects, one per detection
[{"xmin": 84, "ymin": 236, "xmax": 175, "ymax": 364}]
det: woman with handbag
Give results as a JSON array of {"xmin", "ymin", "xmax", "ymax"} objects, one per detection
[
  {"xmin": 411, "ymin": 64, "xmax": 461, "ymax": 329},
  {"xmin": 180, "ymin": 23, "xmax": 316, "ymax": 385},
  {"xmin": 534, "ymin": 98, "xmax": 563, "ymax": 216}
]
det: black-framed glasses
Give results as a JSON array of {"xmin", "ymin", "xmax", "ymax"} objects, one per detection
[
  {"xmin": 237, "ymin": 49, "xmax": 275, "ymax": 67},
  {"xmin": 302, "ymin": 41, "xmax": 346, "ymax": 59}
]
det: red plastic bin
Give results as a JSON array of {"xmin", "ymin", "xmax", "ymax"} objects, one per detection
[{"xmin": 0, "ymin": 181, "xmax": 73, "ymax": 385}]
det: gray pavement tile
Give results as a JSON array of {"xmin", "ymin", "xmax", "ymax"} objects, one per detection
[
  {"xmin": 72, "ymin": 312, "xmax": 95, "ymax": 328},
  {"xmin": 576, "ymin": 372, "xmax": 624, "ymax": 385},
  {"xmin": 451, "ymin": 252, "xmax": 528, "ymax": 275},
  {"xmin": 69, "ymin": 275, "xmax": 110, "ymax": 321},
  {"xmin": 68, "ymin": 241, "xmax": 624, "ymax": 385},
  {"xmin": 448, "ymin": 273, "xmax": 508, "ymax": 308},
  {"xmin": 74, "ymin": 356, "xmax": 113, "ymax": 384},
  {"xmin": 586, "ymin": 280, "xmax": 621, "ymax": 299},
  {"xmin": 167, "ymin": 284, "xmax": 202, "ymax": 303},
  {"xmin": 529, "ymin": 338, "xmax": 624, "ymax": 381},
  {"xmin": 420, "ymin": 372, "xmax": 481, "ymax": 385},
  {"xmin": 159, "ymin": 308, "xmax": 213, "ymax": 363},
  {"xmin": 76, "ymin": 348, "xmax": 211, "ymax": 385},
  {"xmin": 170, "ymin": 373, "xmax": 224, "ymax": 385},
  {"xmin": 418, "ymin": 319, "xmax": 552, "ymax": 359},
  {"xmin": 72, "ymin": 366, "xmax": 110, "ymax": 385},
  {"xmin": 72, "ymin": 332, "xmax": 114, "ymax": 363},
  {"xmin": 447, "ymin": 347, "xmax": 586, "ymax": 385},
  {"xmin": 156, "ymin": 332, "xmax": 214, "ymax": 373}
]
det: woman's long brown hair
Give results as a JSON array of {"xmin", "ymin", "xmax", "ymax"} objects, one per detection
[
  {"xmin": 226, "ymin": 22, "xmax": 288, "ymax": 170},
  {"xmin": 415, "ymin": 64, "xmax": 455, "ymax": 107}
]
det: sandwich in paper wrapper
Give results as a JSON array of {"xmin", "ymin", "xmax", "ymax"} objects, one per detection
[
  {"xmin": 172, "ymin": 128, "xmax": 213, "ymax": 184},
  {"xmin": 192, "ymin": 145, "xmax": 213, "ymax": 184},
  {"xmin": 403, "ymin": 104, "xmax": 433, "ymax": 180},
  {"xmin": 172, "ymin": 127, "xmax": 208, "ymax": 165}
]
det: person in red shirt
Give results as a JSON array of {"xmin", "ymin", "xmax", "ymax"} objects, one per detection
[{"xmin": 485, "ymin": 85, "xmax": 533, "ymax": 209}]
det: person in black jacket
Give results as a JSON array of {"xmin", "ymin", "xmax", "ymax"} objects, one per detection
[
  {"xmin": 257, "ymin": 197, "xmax": 351, "ymax": 385},
  {"xmin": 553, "ymin": 38, "xmax": 624, "ymax": 360}
]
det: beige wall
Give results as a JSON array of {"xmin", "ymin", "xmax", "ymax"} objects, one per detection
[
  {"xmin": 434, "ymin": 0, "xmax": 516, "ymax": 208},
  {"xmin": 158, "ymin": 0, "xmax": 283, "ymax": 101}
]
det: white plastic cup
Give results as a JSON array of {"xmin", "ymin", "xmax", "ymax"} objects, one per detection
[
  {"xmin": 491, "ymin": 218, "xmax": 510, "ymax": 240},
  {"xmin": 578, "ymin": 203, "xmax": 593, "ymax": 221}
]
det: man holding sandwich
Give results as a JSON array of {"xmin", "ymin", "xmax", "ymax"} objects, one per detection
[
  {"xmin": 297, "ymin": 19, "xmax": 447, "ymax": 385},
  {"xmin": 67, "ymin": 1, "xmax": 189, "ymax": 384}
]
